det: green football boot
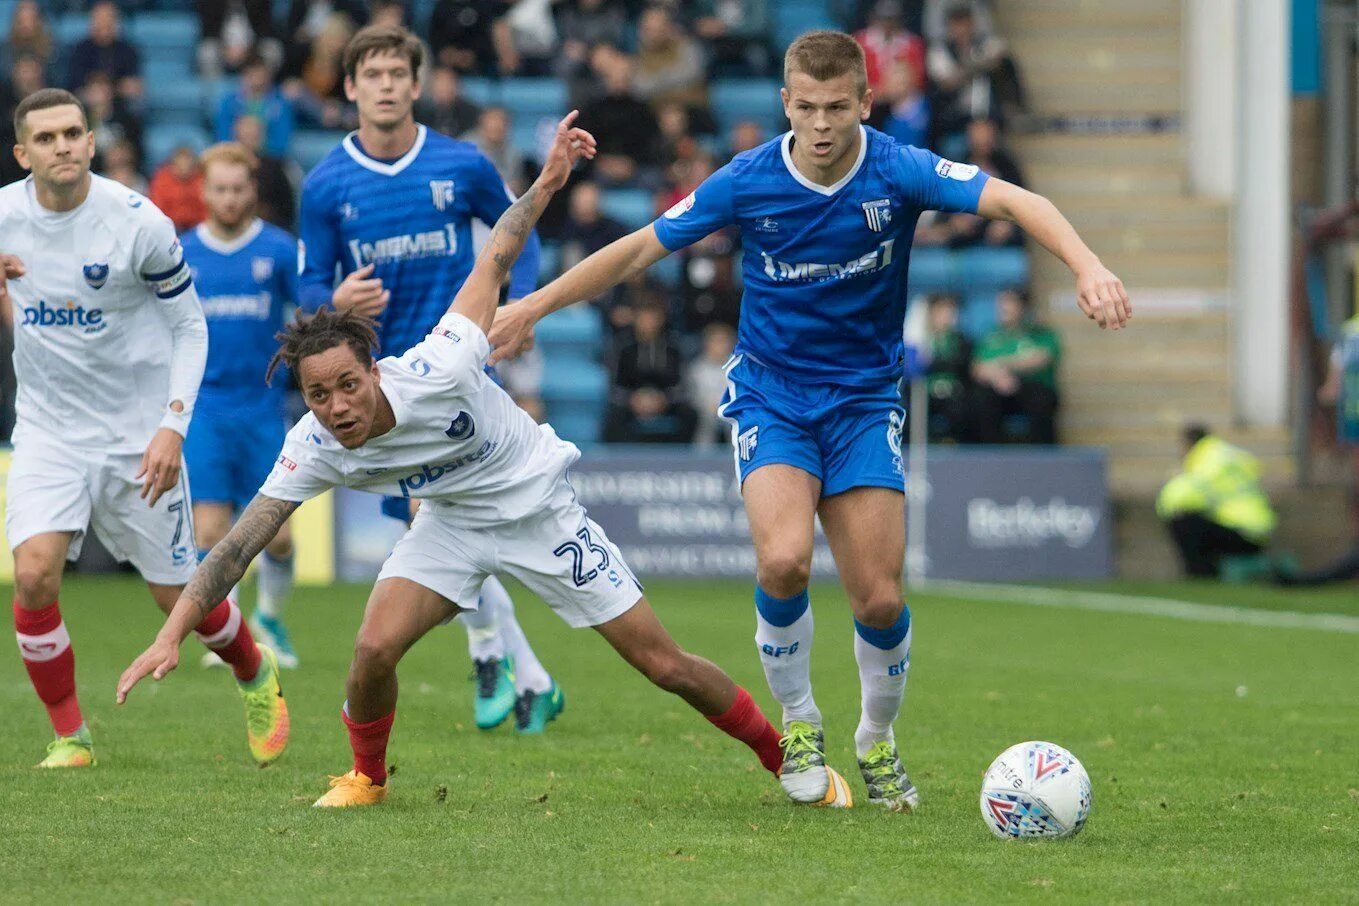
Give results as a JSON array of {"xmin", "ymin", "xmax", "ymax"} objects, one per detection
[
  {"xmin": 473, "ymin": 656, "xmax": 516, "ymax": 729},
  {"xmin": 858, "ymin": 740, "xmax": 920, "ymax": 812},
  {"xmin": 513, "ymin": 682, "xmax": 564, "ymax": 735}
]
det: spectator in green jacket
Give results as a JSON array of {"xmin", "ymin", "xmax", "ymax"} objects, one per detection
[
  {"xmin": 972, "ymin": 289, "xmax": 1060, "ymax": 444},
  {"xmin": 1157, "ymin": 424, "xmax": 1276, "ymax": 578}
]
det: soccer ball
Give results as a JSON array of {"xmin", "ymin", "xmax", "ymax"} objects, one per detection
[{"xmin": 979, "ymin": 741, "xmax": 1091, "ymax": 839}]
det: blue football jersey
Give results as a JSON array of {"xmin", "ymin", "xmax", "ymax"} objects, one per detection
[
  {"xmin": 181, "ymin": 218, "xmax": 298, "ymax": 406},
  {"xmin": 653, "ymin": 125, "xmax": 989, "ymax": 387},
  {"xmin": 298, "ymin": 124, "xmax": 540, "ymax": 358}
]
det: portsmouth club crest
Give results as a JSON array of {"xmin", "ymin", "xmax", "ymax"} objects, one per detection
[
  {"xmin": 430, "ymin": 179, "xmax": 456, "ymax": 212},
  {"xmin": 82, "ymin": 261, "xmax": 109, "ymax": 290},
  {"xmin": 861, "ymin": 198, "xmax": 892, "ymax": 233},
  {"xmin": 251, "ymin": 256, "xmax": 274, "ymax": 283}
]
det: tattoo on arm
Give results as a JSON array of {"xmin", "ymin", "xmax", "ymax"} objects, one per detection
[
  {"xmin": 487, "ymin": 185, "xmax": 543, "ymax": 278},
  {"xmin": 183, "ymin": 495, "xmax": 297, "ymax": 621}
]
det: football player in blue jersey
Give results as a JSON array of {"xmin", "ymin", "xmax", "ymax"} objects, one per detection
[
  {"xmin": 491, "ymin": 31, "xmax": 1131, "ymax": 808},
  {"xmin": 182, "ymin": 142, "xmax": 301, "ymax": 668},
  {"xmin": 297, "ymin": 24, "xmax": 561, "ymax": 734}
]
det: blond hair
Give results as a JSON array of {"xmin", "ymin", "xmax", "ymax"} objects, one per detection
[
  {"xmin": 783, "ymin": 30, "xmax": 868, "ymax": 96},
  {"xmin": 199, "ymin": 142, "xmax": 258, "ymax": 179}
]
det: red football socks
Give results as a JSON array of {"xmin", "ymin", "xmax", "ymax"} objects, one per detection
[
  {"xmin": 343, "ymin": 708, "xmax": 395, "ymax": 785},
  {"xmin": 706, "ymin": 686, "xmax": 783, "ymax": 774},
  {"xmin": 13, "ymin": 599, "xmax": 84, "ymax": 736},
  {"xmin": 194, "ymin": 599, "xmax": 261, "ymax": 682}
]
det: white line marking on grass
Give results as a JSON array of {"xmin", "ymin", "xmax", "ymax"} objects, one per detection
[{"xmin": 921, "ymin": 580, "xmax": 1359, "ymax": 634}]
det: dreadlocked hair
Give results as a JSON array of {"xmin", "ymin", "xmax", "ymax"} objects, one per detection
[{"xmin": 266, "ymin": 307, "xmax": 380, "ymax": 385}]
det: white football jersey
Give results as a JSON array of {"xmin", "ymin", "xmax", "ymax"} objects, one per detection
[
  {"xmin": 0, "ymin": 174, "xmax": 200, "ymax": 451},
  {"xmin": 261, "ymin": 311, "xmax": 580, "ymax": 527}
]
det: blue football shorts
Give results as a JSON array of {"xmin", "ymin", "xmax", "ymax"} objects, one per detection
[
  {"xmin": 185, "ymin": 399, "xmax": 290, "ymax": 512},
  {"xmin": 717, "ymin": 354, "xmax": 905, "ymax": 498}
]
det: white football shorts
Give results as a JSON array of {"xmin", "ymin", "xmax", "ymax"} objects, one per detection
[
  {"xmin": 377, "ymin": 478, "xmax": 642, "ymax": 629},
  {"xmin": 5, "ymin": 431, "xmax": 196, "ymax": 585}
]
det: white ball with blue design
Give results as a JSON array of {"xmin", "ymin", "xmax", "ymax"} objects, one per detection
[{"xmin": 980, "ymin": 741, "xmax": 1091, "ymax": 839}]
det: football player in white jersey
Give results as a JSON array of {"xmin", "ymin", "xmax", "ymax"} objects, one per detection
[
  {"xmin": 0, "ymin": 89, "xmax": 289, "ymax": 769},
  {"xmin": 118, "ymin": 113, "xmax": 788, "ymax": 808}
]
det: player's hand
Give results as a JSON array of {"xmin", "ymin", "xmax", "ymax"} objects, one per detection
[
  {"xmin": 534, "ymin": 110, "xmax": 597, "ymax": 194},
  {"xmin": 332, "ymin": 262, "xmax": 390, "ymax": 318},
  {"xmin": 137, "ymin": 427, "xmax": 183, "ymax": 507},
  {"xmin": 116, "ymin": 635, "xmax": 179, "ymax": 704},
  {"xmin": 0, "ymin": 253, "xmax": 26, "ymax": 305},
  {"xmin": 1074, "ymin": 263, "xmax": 1130, "ymax": 330},
  {"xmin": 487, "ymin": 298, "xmax": 538, "ymax": 365}
]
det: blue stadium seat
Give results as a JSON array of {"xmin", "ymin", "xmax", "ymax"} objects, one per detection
[
  {"xmin": 536, "ymin": 305, "xmax": 602, "ymax": 346},
  {"xmin": 644, "ymin": 253, "xmax": 681, "ymax": 288},
  {"xmin": 498, "ymin": 78, "xmax": 567, "ymax": 120},
  {"xmin": 143, "ymin": 122, "xmax": 209, "ymax": 168},
  {"xmin": 961, "ymin": 291, "xmax": 998, "ymax": 339},
  {"xmin": 545, "ymin": 410, "xmax": 600, "ymax": 446},
  {"xmin": 958, "ymin": 247, "xmax": 1029, "ymax": 291},
  {"xmin": 145, "ymin": 80, "xmax": 206, "ymax": 126},
  {"xmin": 128, "ymin": 12, "xmax": 198, "ymax": 50},
  {"xmin": 537, "ymin": 240, "xmax": 561, "ymax": 284},
  {"xmin": 774, "ymin": 1, "xmax": 838, "ymax": 51},
  {"xmin": 460, "ymin": 77, "xmax": 494, "ymax": 107},
  {"xmin": 710, "ymin": 79, "xmax": 786, "ymax": 135},
  {"xmin": 143, "ymin": 55, "xmax": 193, "ymax": 87},
  {"xmin": 599, "ymin": 188, "xmax": 654, "ymax": 230},
  {"xmin": 510, "ymin": 119, "xmax": 547, "ymax": 158},
  {"xmin": 0, "ymin": 1, "xmax": 17, "ymax": 42},
  {"xmin": 541, "ymin": 361, "xmax": 608, "ymax": 406},
  {"xmin": 291, "ymin": 130, "xmax": 348, "ymax": 172},
  {"xmin": 54, "ymin": 13, "xmax": 87, "ymax": 47},
  {"xmin": 907, "ymin": 248, "xmax": 953, "ymax": 294}
]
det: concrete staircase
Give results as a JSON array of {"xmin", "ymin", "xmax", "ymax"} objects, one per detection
[{"xmin": 989, "ymin": 1, "xmax": 1312, "ymax": 575}]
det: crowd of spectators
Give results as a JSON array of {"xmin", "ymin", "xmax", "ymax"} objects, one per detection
[{"xmin": 0, "ymin": 0, "xmax": 1054, "ymax": 446}]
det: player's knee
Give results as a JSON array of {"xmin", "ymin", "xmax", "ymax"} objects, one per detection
[
  {"xmin": 853, "ymin": 596, "xmax": 904, "ymax": 631},
  {"xmin": 352, "ymin": 633, "xmax": 403, "ymax": 677},
  {"xmin": 13, "ymin": 563, "xmax": 61, "ymax": 609},
  {"xmin": 265, "ymin": 533, "xmax": 294, "ymax": 559},
  {"xmin": 756, "ymin": 551, "xmax": 812, "ymax": 597}
]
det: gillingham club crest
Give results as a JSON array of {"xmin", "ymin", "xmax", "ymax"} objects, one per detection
[
  {"xmin": 430, "ymin": 180, "xmax": 455, "ymax": 212},
  {"xmin": 861, "ymin": 199, "xmax": 892, "ymax": 233},
  {"xmin": 82, "ymin": 261, "xmax": 109, "ymax": 290},
  {"xmin": 251, "ymin": 256, "xmax": 274, "ymax": 283}
]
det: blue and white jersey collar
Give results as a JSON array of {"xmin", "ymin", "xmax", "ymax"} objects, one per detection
[
  {"xmin": 780, "ymin": 125, "xmax": 867, "ymax": 197},
  {"xmin": 194, "ymin": 217, "xmax": 264, "ymax": 255},
  {"xmin": 342, "ymin": 124, "xmax": 428, "ymax": 177}
]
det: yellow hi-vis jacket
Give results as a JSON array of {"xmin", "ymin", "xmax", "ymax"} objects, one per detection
[{"xmin": 1155, "ymin": 436, "xmax": 1276, "ymax": 543}]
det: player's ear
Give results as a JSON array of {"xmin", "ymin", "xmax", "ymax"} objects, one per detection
[
  {"xmin": 343, "ymin": 75, "xmax": 358, "ymax": 104},
  {"xmin": 779, "ymin": 86, "xmax": 790, "ymax": 117},
  {"xmin": 12, "ymin": 143, "xmax": 28, "ymax": 171},
  {"xmin": 860, "ymin": 87, "xmax": 873, "ymax": 121}
]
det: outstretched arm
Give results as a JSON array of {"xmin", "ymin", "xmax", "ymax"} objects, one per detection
[
  {"xmin": 116, "ymin": 494, "xmax": 298, "ymax": 702},
  {"xmin": 488, "ymin": 224, "xmax": 669, "ymax": 365},
  {"xmin": 450, "ymin": 111, "xmax": 596, "ymax": 334},
  {"xmin": 977, "ymin": 178, "xmax": 1131, "ymax": 330}
]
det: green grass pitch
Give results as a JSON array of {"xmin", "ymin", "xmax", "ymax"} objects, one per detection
[{"xmin": 1, "ymin": 576, "xmax": 1355, "ymax": 903}]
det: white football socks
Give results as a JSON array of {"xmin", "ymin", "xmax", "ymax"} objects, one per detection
[
  {"xmin": 255, "ymin": 550, "xmax": 294, "ymax": 619},
  {"xmin": 754, "ymin": 588, "xmax": 821, "ymax": 728},
  {"xmin": 479, "ymin": 576, "xmax": 552, "ymax": 694},
  {"xmin": 852, "ymin": 610, "xmax": 912, "ymax": 758},
  {"xmin": 458, "ymin": 578, "xmax": 505, "ymax": 662}
]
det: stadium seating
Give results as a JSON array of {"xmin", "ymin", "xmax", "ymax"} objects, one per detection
[
  {"xmin": 710, "ymin": 79, "xmax": 786, "ymax": 135},
  {"xmin": 536, "ymin": 306, "xmax": 607, "ymax": 445},
  {"xmin": 598, "ymin": 188, "xmax": 654, "ymax": 230},
  {"xmin": 773, "ymin": 0, "xmax": 839, "ymax": 53},
  {"xmin": 291, "ymin": 129, "xmax": 348, "ymax": 171},
  {"xmin": 143, "ymin": 121, "xmax": 208, "ymax": 168}
]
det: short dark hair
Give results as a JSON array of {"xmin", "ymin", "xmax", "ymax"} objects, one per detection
[
  {"xmin": 14, "ymin": 88, "xmax": 86, "ymax": 139},
  {"xmin": 267, "ymin": 308, "xmax": 380, "ymax": 386},
  {"xmin": 343, "ymin": 24, "xmax": 423, "ymax": 81}
]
